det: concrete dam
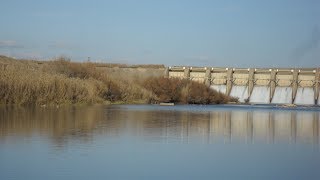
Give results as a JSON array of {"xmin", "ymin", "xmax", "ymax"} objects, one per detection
[{"xmin": 165, "ymin": 66, "xmax": 320, "ymax": 105}]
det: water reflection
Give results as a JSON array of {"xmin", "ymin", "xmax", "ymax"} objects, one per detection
[{"xmin": 0, "ymin": 105, "xmax": 319, "ymax": 146}]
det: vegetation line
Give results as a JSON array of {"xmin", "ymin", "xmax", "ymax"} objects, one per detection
[{"xmin": 0, "ymin": 55, "xmax": 237, "ymax": 106}]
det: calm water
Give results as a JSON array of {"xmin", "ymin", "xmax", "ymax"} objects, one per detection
[{"xmin": 0, "ymin": 105, "xmax": 319, "ymax": 180}]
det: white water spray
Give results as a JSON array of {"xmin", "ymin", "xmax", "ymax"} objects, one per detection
[
  {"xmin": 271, "ymin": 87, "xmax": 292, "ymax": 104},
  {"xmin": 294, "ymin": 87, "xmax": 314, "ymax": 105},
  {"xmin": 249, "ymin": 86, "xmax": 270, "ymax": 104},
  {"xmin": 210, "ymin": 85, "xmax": 226, "ymax": 94},
  {"xmin": 229, "ymin": 86, "xmax": 248, "ymax": 102}
]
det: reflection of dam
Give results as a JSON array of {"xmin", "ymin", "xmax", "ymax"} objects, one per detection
[
  {"xmin": 165, "ymin": 67, "xmax": 320, "ymax": 105},
  {"xmin": 0, "ymin": 106, "xmax": 319, "ymax": 146},
  {"xmin": 138, "ymin": 111, "xmax": 319, "ymax": 145}
]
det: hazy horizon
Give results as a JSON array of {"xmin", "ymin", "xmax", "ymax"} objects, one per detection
[{"xmin": 0, "ymin": 0, "xmax": 319, "ymax": 67}]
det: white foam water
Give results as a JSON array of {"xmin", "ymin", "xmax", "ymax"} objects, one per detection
[
  {"xmin": 294, "ymin": 87, "xmax": 314, "ymax": 105},
  {"xmin": 210, "ymin": 85, "xmax": 227, "ymax": 94},
  {"xmin": 249, "ymin": 86, "xmax": 270, "ymax": 104},
  {"xmin": 229, "ymin": 86, "xmax": 248, "ymax": 102},
  {"xmin": 271, "ymin": 87, "xmax": 292, "ymax": 104}
]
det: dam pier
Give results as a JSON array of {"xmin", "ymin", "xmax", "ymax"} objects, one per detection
[{"xmin": 165, "ymin": 66, "xmax": 320, "ymax": 105}]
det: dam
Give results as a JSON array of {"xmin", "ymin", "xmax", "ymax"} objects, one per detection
[{"xmin": 165, "ymin": 66, "xmax": 320, "ymax": 105}]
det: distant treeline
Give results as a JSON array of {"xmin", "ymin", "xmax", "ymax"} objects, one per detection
[{"xmin": 0, "ymin": 55, "xmax": 237, "ymax": 106}]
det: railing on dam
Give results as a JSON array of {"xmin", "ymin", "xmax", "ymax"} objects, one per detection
[{"xmin": 165, "ymin": 66, "xmax": 320, "ymax": 105}]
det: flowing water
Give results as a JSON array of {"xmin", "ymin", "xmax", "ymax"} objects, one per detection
[
  {"xmin": 272, "ymin": 87, "xmax": 293, "ymax": 104},
  {"xmin": 0, "ymin": 105, "xmax": 319, "ymax": 180},
  {"xmin": 229, "ymin": 85, "xmax": 248, "ymax": 102},
  {"xmin": 294, "ymin": 87, "xmax": 315, "ymax": 105},
  {"xmin": 249, "ymin": 86, "xmax": 270, "ymax": 103},
  {"xmin": 210, "ymin": 84, "xmax": 226, "ymax": 94}
]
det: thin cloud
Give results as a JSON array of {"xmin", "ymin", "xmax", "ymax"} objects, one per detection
[
  {"xmin": 48, "ymin": 41, "xmax": 77, "ymax": 50},
  {"xmin": 0, "ymin": 40, "xmax": 24, "ymax": 49},
  {"xmin": 11, "ymin": 52, "xmax": 43, "ymax": 59}
]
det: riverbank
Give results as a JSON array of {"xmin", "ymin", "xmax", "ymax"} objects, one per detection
[{"xmin": 0, "ymin": 55, "xmax": 236, "ymax": 106}]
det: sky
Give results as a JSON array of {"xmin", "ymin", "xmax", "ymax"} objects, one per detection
[{"xmin": 0, "ymin": 0, "xmax": 319, "ymax": 67}]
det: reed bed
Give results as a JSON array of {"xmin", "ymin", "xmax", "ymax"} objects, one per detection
[
  {"xmin": 0, "ymin": 56, "xmax": 236, "ymax": 106},
  {"xmin": 143, "ymin": 77, "xmax": 236, "ymax": 104},
  {"xmin": 0, "ymin": 67, "xmax": 103, "ymax": 105}
]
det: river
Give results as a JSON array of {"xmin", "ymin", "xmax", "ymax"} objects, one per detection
[{"xmin": 0, "ymin": 105, "xmax": 319, "ymax": 179}]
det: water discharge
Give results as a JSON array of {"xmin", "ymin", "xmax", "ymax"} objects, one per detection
[
  {"xmin": 249, "ymin": 86, "xmax": 270, "ymax": 104},
  {"xmin": 210, "ymin": 84, "xmax": 226, "ymax": 94},
  {"xmin": 272, "ymin": 87, "xmax": 292, "ymax": 104},
  {"xmin": 229, "ymin": 85, "xmax": 248, "ymax": 102},
  {"xmin": 294, "ymin": 87, "xmax": 314, "ymax": 105}
]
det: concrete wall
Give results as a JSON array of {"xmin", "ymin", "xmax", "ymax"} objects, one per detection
[{"xmin": 166, "ymin": 66, "xmax": 320, "ymax": 105}]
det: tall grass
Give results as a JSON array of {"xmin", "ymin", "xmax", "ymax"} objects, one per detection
[
  {"xmin": 0, "ymin": 56, "xmax": 155, "ymax": 105},
  {"xmin": 47, "ymin": 57, "xmax": 157, "ymax": 103},
  {"xmin": 0, "ymin": 67, "xmax": 103, "ymax": 105},
  {"xmin": 0, "ymin": 56, "xmax": 236, "ymax": 106}
]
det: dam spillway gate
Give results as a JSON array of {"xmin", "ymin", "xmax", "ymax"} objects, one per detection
[{"xmin": 165, "ymin": 66, "xmax": 320, "ymax": 105}]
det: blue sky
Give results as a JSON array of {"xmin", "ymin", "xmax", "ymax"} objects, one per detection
[{"xmin": 0, "ymin": 0, "xmax": 319, "ymax": 67}]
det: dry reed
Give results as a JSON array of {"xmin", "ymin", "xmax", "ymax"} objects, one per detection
[
  {"xmin": 143, "ymin": 77, "xmax": 236, "ymax": 104},
  {"xmin": 0, "ymin": 55, "xmax": 236, "ymax": 106}
]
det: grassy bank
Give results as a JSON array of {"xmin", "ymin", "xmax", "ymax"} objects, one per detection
[{"xmin": 0, "ymin": 55, "xmax": 237, "ymax": 106}]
